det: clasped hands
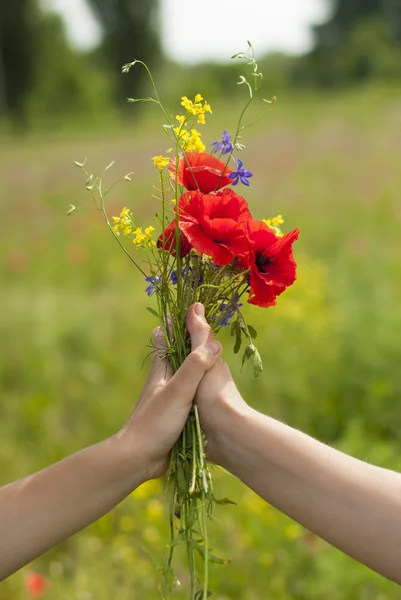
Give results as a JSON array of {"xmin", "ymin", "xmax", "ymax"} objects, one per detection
[{"xmin": 118, "ymin": 301, "xmax": 248, "ymax": 486}]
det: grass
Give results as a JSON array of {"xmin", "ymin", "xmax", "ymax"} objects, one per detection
[{"xmin": 1, "ymin": 84, "xmax": 401, "ymax": 599}]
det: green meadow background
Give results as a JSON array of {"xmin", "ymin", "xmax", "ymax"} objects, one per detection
[{"xmin": 1, "ymin": 82, "xmax": 401, "ymax": 599}]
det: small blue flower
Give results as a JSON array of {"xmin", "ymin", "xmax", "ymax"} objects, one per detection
[
  {"xmin": 171, "ymin": 266, "xmax": 192, "ymax": 285},
  {"xmin": 211, "ymin": 130, "xmax": 233, "ymax": 155},
  {"xmin": 145, "ymin": 275, "xmax": 161, "ymax": 296},
  {"xmin": 219, "ymin": 295, "xmax": 243, "ymax": 326},
  {"xmin": 228, "ymin": 159, "xmax": 253, "ymax": 186}
]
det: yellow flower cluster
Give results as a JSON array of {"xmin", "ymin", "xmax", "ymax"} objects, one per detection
[
  {"xmin": 112, "ymin": 207, "xmax": 133, "ymax": 236},
  {"xmin": 264, "ymin": 214, "xmax": 284, "ymax": 237},
  {"xmin": 152, "ymin": 155, "xmax": 170, "ymax": 170},
  {"xmin": 112, "ymin": 207, "xmax": 155, "ymax": 248},
  {"xmin": 173, "ymin": 127, "xmax": 206, "ymax": 152},
  {"xmin": 132, "ymin": 226, "xmax": 156, "ymax": 248},
  {"xmin": 176, "ymin": 93, "xmax": 212, "ymax": 125}
]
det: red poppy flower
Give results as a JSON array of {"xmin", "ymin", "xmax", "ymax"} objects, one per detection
[
  {"xmin": 157, "ymin": 219, "xmax": 192, "ymax": 258},
  {"xmin": 25, "ymin": 572, "xmax": 48, "ymax": 598},
  {"xmin": 242, "ymin": 220, "xmax": 300, "ymax": 307},
  {"xmin": 170, "ymin": 152, "xmax": 232, "ymax": 193},
  {"xmin": 178, "ymin": 188, "xmax": 252, "ymax": 265}
]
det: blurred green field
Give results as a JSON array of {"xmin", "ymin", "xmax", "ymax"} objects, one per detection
[{"xmin": 1, "ymin": 85, "xmax": 401, "ymax": 599}]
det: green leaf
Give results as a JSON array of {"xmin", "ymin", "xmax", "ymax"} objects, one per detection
[
  {"xmin": 247, "ymin": 325, "xmax": 257, "ymax": 339},
  {"xmin": 233, "ymin": 322, "xmax": 242, "ymax": 354},
  {"xmin": 213, "ymin": 497, "xmax": 237, "ymax": 506},
  {"xmin": 252, "ymin": 347, "xmax": 263, "ymax": 378},
  {"xmin": 147, "ymin": 307, "xmax": 159, "ymax": 318},
  {"xmin": 241, "ymin": 343, "xmax": 256, "ymax": 371},
  {"xmin": 176, "ymin": 462, "xmax": 189, "ymax": 499}
]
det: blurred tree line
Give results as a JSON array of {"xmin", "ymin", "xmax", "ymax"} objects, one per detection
[{"xmin": 0, "ymin": 0, "xmax": 401, "ymax": 128}]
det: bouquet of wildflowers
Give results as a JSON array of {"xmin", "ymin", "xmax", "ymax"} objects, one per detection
[{"xmin": 73, "ymin": 43, "xmax": 299, "ymax": 599}]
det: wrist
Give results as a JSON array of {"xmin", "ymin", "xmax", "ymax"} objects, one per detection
[
  {"xmin": 207, "ymin": 396, "xmax": 254, "ymax": 471},
  {"xmin": 107, "ymin": 427, "xmax": 150, "ymax": 493}
]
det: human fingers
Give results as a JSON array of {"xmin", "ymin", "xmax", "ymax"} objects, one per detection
[
  {"xmin": 165, "ymin": 339, "xmax": 221, "ymax": 406},
  {"xmin": 186, "ymin": 303, "xmax": 214, "ymax": 351}
]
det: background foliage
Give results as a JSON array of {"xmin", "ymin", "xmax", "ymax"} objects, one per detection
[{"xmin": 1, "ymin": 1, "xmax": 401, "ymax": 598}]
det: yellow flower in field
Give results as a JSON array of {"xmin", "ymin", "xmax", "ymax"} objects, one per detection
[
  {"xmin": 258, "ymin": 553, "xmax": 274, "ymax": 568},
  {"xmin": 112, "ymin": 224, "xmax": 120, "ymax": 236},
  {"xmin": 152, "ymin": 155, "xmax": 170, "ymax": 170},
  {"xmin": 143, "ymin": 526, "xmax": 161, "ymax": 544},
  {"xmin": 284, "ymin": 523, "xmax": 302, "ymax": 540},
  {"xmin": 145, "ymin": 226, "xmax": 155, "ymax": 236},
  {"xmin": 197, "ymin": 113, "xmax": 205, "ymax": 125},
  {"xmin": 120, "ymin": 547, "xmax": 138, "ymax": 563},
  {"xmin": 176, "ymin": 114, "xmax": 186, "ymax": 124},
  {"xmin": 119, "ymin": 515, "xmax": 135, "ymax": 533},
  {"xmin": 195, "ymin": 93, "xmax": 203, "ymax": 102},
  {"xmin": 146, "ymin": 499, "xmax": 164, "ymax": 523},
  {"xmin": 131, "ymin": 479, "xmax": 162, "ymax": 499}
]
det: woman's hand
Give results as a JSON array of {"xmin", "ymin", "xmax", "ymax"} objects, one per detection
[
  {"xmin": 188, "ymin": 304, "xmax": 401, "ymax": 585},
  {"xmin": 117, "ymin": 304, "xmax": 222, "ymax": 482},
  {"xmin": 0, "ymin": 307, "xmax": 221, "ymax": 580},
  {"xmin": 186, "ymin": 303, "xmax": 250, "ymax": 466}
]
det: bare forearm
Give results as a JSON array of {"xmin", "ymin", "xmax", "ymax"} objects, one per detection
[
  {"xmin": 217, "ymin": 406, "xmax": 401, "ymax": 583},
  {"xmin": 0, "ymin": 434, "xmax": 144, "ymax": 580}
]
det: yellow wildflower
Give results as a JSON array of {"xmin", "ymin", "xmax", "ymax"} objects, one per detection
[
  {"xmin": 113, "ymin": 224, "xmax": 120, "ymax": 236},
  {"xmin": 174, "ymin": 126, "xmax": 189, "ymax": 141},
  {"xmin": 133, "ymin": 227, "xmax": 146, "ymax": 246},
  {"xmin": 272, "ymin": 214, "xmax": 284, "ymax": 227},
  {"xmin": 185, "ymin": 129, "xmax": 206, "ymax": 152},
  {"xmin": 181, "ymin": 96, "xmax": 192, "ymax": 111},
  {"xmin": 175, "ymin": 115, "xmax": 186, "ymax": 125},
  {"xmin": 179, "ymin": 94, "xmax": 212, "ymax": 124},
  {"xmin": 263, "ymin": 214, "xmax": 285, "ymax": 237},
  {"xmin": 120, "ymin": 207, "xmax": 131, "ymax": 219},
  {"xmin": 131, "ymin": 224, "xmax": 156, "ymax": 248},
  {"xmin": 152, "ymin": 155, "xmax": 170, "ymax": 170}
]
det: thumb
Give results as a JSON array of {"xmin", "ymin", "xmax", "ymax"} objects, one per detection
[{"xmin": 165, "ymin": 339, "xmax": 221, "ymax": 404}]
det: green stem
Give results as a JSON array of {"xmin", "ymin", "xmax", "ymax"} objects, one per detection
[{"xmin": 193, "ymin": 405, "xmax": 209, "ymax": 597}]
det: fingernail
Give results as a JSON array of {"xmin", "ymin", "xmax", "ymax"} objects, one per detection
[
  {"xmin": 205, "ymin": 341, "xmax": 221, "ymax": 355},
  {"xmin": 153, "ymin": 326, "xmax": 162, "ymax": 338},
  {"xmin": 195, "ymin": 303, "xmax": 204, "ymax": 317}
]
